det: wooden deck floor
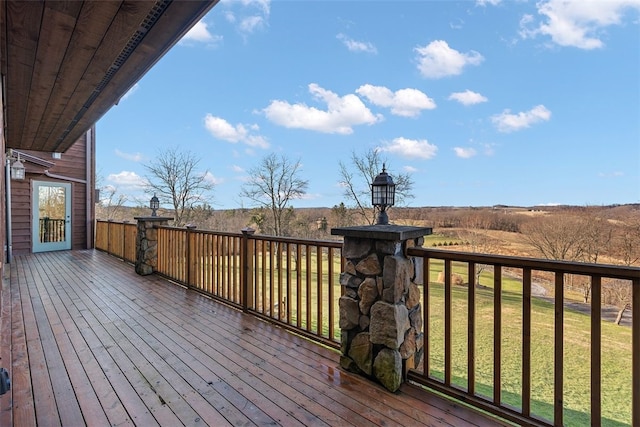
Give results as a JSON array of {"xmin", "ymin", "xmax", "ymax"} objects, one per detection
[{"xmin": 0, "ymin": 250, "xmax": 509, "ymax": 426}]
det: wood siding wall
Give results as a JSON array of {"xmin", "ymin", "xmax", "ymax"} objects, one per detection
[
  {"xmin": 0, "ymin": 83, "xmax": 5, "ymax": 273},
  {"xmin": 10, "ymin": 128, "xmax": 95, "ymax": 255}
]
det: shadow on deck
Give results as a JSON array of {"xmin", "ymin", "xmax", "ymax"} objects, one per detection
[{"xmin": 0, "ymin": 250, "xmax": 509, "ymax": 426}]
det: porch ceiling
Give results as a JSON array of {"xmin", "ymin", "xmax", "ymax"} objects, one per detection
[{"xmin": 0, "ymin": 0, "xmax": 217, "ymax": 153}]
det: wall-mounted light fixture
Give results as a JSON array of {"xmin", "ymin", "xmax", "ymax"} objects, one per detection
[
  {"xmin": 8, "ymin": 151, "xmax": 25, "ymax": 180},
  {"xmin": 371, "ymin": 164, "xmax": 395, "ymax": 225}
]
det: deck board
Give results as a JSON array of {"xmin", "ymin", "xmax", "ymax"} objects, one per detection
[{"xmin": 0, "ymin": 250, "xmax": 510, "ymax": 426}]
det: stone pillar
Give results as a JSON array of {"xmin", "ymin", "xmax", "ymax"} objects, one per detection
[
  {"xmin": 134, "ymin": 216, "xmax": 172, "ymax": 275},
  {"xmin": 331, "ymin": 225, "xmax": 432, "ymax": 392}
]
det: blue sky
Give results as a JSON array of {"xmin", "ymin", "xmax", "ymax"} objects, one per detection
[{"xmin": 96, "ymin": 0, "xmax": 640, "ymax": 210}]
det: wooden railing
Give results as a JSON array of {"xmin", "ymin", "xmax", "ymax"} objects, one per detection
[
  {"xmin": 95, "ymin": 220, "xmax": 137, "ymax": 263},
  {"xmin": 95, "ymin": 220, "xmax": 638, "ymax": 426},
  {"xmin": 153, "ymin": 226, "xmax": 344, "ymax": 347},
  {"xmin": 38, "ymin": 218, "xmax": 65, "ymax": 242},
  {"xmin": 406, "ymin": 247, "xmax": 639, "ymax": 427}
]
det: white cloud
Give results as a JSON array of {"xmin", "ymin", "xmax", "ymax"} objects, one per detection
[
  {"xmin": 454, "ymin": 147, "xmax": 478, "ymax": 158},
  {"xmin": 491, "ymin": 105, "xmax": 552, "ymax": 132},
  {"xmin": 107, "ymin": 171, "xmax": 147, "ymax": 190},
  {"xmin": 403, "ymin": 165, "xmax": 418, "ymax": 173},
  {"xmin": 204, "ymin": 114, "xmax": 269, "ymax": 148},
  {"xmin": 202, "ymin": 171, "xmax": 224, "ymax": 185},
  {"xmin": 379, "ymin": 137, "xmax": 438, "ymax": 160},
  {"xmin": 519, "ymin": 0, "xmax": 640, "ymax": 49},
  {"xmin": 239, "ymin": 15, "xmax": 265, "ymax": 34},
  {"xmin": 263, "ymin": 83, "xmax": 381, "ymax": 134},
  {"xmin": 232, "ymin": 165, "xmax": 245, "ymax": 173},
  {"xmin": 336, "ymin": 34, "xmax": 377, "ymax": 54},
  {"xmin": 415, "ymin": 40, "xmax": 484, "ymax": 79},
  {"xmin": 448, "ymin": 90, "xmax": 488, "ymax": 106},
  {"xmin": 477, "ymin": 0, "xmax": 502, "ymax": 6},
  {"xmin": 182, "ymin": 21, "xmax": 221, "ymax": 45},
  {"xmin": 115, "ymin": 149, "xmax": 144, "ymax": 162},
  {"xmin": 222, "ymin": 0, "xmax": 271, "ymax": 36},
  {"xmin": 356, "ymin": 84, "xmax": 436, "ymax": 117}
]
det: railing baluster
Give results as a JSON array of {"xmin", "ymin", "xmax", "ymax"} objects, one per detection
[
  {"xmin": 591, "ymin": 275, "xmax": 601, "ymax": 427},
  {"xmin": 468, "ymin": 262, "xmax": 476, "ymax": 395},
  {"xmin": 423, "ymin": 256, "xmax": 430, "ymax": 377},
  {"xmin": 328, "ymin": 246, "xmax": 334, "ymax": 341},
  {"xmin": 494, "ymin": 266, "xmax": 502, "ymax": 406},
  {"xmin": 269, "ymin": 241, "xmax": 275, "ymax": 318},
  {"xmin": 306, "ymin": 244, "xmax": 312, "ymax": 332},
  {"xmin": 317, "ymin": 246, "xmax": 323, "ymax": 337},
  {"xmin": 633, "ymin": 277, "xmax": 640, "ymax": 427},
  {"xmin": 444, "ymin": 259, "xmax": 452, "ymax": 385},
  {"xmin": 554, "ymin": 272, "xmax": 564, "ymax": 426},
  {"xmin": 296, "ymin": 243, "xmax": 302, "ymax": 329},
  {"xmin": 522, "ymin": 267, "xmax": 532, "ymax": 417},
  {"xmin": 286, "ymin": 243, "xmax": 292, "ymax": 324}
]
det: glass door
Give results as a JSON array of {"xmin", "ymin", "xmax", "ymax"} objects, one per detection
[{"xmin": 32, "ymin": 181, "xmax": 71, "ymax": 252}]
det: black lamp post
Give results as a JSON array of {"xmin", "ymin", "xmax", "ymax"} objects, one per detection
[
  {"xmin": 150, "ymin": 194, "xmax": 159, "ymax": 217},
  {"xmin": 371, "ymin": 164, "xmax": 396, "ymax": 225}
]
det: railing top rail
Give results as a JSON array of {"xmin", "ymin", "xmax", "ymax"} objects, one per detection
[
  {"xmin": 250, "ymin": 233, "xmax": 343, "ymax": 247},
  {"xmin": 153, "ymin": 225, "xmax": 343, "ymax": 247},
  {"xmin": 407, "ymin": 247, "xmax": 640, "ymax": 280},
  {"xmin": 155, "ymin": 225, "xmax": 242, "ymax": 238}
]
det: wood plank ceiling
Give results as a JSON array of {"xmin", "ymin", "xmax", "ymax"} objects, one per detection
[{"xmin": 0, "ymin": 0, "xmax": 217, "ymax": 153}]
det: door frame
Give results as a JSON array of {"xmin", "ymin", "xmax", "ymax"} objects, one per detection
[{"xmin": 32, "ymin": 181, "xmax": 72, "ymax": 253}]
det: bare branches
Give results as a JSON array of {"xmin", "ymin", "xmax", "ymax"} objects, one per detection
[
  {"xmin": 144, "ymin": 147, "xmax": 214, "ymax": 226},
  {"xmin": 240, "ymin": 153, "xmax": 308, "ymax": 236},
  {"xmin": 338, "ymin": 148, "xmax": 414, "ymax": 225}
]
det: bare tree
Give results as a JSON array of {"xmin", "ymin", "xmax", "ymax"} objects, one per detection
[
  {"xmin": 522, "ymin": 215, "xmax": 585, "ymax": 261},
  {"xmin": 240, "ymin": 153, "xmax": 308, "ymax": 237},
  {"xmin": 338, "ymin": 148, "xmax": 414, "ymax": 225},
  {"xmin": 144, "ymin": 147, "xmax": 214, "ymax": 227},
  {"xmin": 97, "ymin": 185, "xmax": 128, "ymax": 220},
  {"xmin": 616, "ymin": 217, "xmax": 640, "ymax": 266}
]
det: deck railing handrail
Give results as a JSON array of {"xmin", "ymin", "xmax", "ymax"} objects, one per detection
[
  {"xmin": 406, "ymin": 246, "xmax": 639, "ymax": 427},
  {"xmin": 94, "ymin": 219, "xmax": 639, "ymax": 427}
]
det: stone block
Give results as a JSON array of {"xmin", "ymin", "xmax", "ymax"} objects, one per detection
[
  {"xmin": 406, "ymin": 282, "xmax": 420, "ymax": 310},
  {"xmin": 373, "ymin": 348, "xmax": 402, "ymax": 392},
  {"xmin": 409, "ymin": 304, "xmax": 423, "ymax": 334},
  {"xmin": 369, "ymin": 301, "xmax": 410, "ymax": 349},
  {"xmin": 348, "ymin": 332, "xmax": 373, "ymax": 375},
  {"xmin": 339, "ymin": 296, "xmax": 360, "ymax": 329},
  {"xmin": 358, "ymin": 278, "xmax": 378, "ymax": 315},
  {"xmin": 343, "ymin": 237, "xmax": 373, "ymax": 259},
  {"xmin": 355, "ymin": 253, "xmax": 382, "ymax": 276},
  {"xmin": 399, "ymin": 327, "xmax": 416, "ymax": 359}
]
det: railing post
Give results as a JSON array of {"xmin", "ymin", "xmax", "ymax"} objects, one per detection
[
  {"xmin": 241, "ymin": 228, "xmax": 255, "ymax": 312},
  {"xmin": 134, "ymin": 216, "xmax": 173, "ymax": 275},
  {"xmin": 186, "ymin": 224, "xmax": 197, "ymax": 286},
  {"xmin": 331, "ymin": 225, "xmax": 432, "ymax": 392},
  {"xmin": 107, "ymin": 219, "xmax": 113, "ymax": 255}
]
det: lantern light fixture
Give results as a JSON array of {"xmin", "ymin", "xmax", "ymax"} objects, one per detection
[
  {"xmin": 371, "ymin": 164, "xmax": 396, "ymax": 225},
  {"xmin": 150, "ymin": 194, "xmax": 160, "ymax": 217},
  {"xmin": 10, "ymin": 152, "xmax": 25, "ymax": 180}
]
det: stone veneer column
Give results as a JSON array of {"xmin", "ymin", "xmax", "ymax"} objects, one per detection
[
  {"xmin": 134, "ymin": 216, "xmax": 172, "ymax": 276},
  {"xmin": 331, "ymin": 225, "xmax": 432, "ymax": 392}
]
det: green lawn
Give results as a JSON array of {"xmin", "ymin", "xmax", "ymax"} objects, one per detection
[{"xmin": 423, "ymin": 279, "xmax": 631, "ymax": 426}]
